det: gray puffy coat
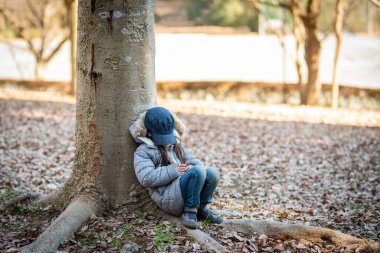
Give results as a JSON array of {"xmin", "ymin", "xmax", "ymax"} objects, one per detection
[{"xmin": 129, "ymin": 111, "xmax": 202, "ymax": 216}]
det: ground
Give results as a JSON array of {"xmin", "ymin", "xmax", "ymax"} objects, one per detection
[{"xmin": 0, "ymin": 89, "xmax": 379, "ymax": 252}]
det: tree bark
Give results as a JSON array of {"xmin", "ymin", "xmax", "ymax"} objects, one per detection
[
  {"xmin": 68, "ymin": 0, "xmax": 78, "ymax": 95},
  {"xmin": 303, "ymin": 0, "xmax": 322, "ymax": 106},
  {"xmin": 66, "ymin": 0, "xmax": 156, "ymax": 206},
  {"xmin": 289, "ymin": 0, "xmax": 308, "ymax": 105},
  {"xmin": 21, "ymin": 198, "xmax": 101, "ymax": 253},
  {"xmin": 331, "ymin": 0, "xmax": 345, "ymax": 109},
  {"xmin": 34, "ymin": 60, "xmax": 47, "ymax": 81}
]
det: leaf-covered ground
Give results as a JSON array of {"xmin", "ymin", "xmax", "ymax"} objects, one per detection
[{"xmin": 0, "ymin": 90, "xmax": 379, "ymax": 252}]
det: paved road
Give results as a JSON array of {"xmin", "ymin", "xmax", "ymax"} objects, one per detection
[{"xmin": 0, "ymin": 34, "xmax": 379, "ymax": 89}]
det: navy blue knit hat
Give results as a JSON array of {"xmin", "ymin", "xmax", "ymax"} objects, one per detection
[{"xmin": 144, "ymin": 107, "xmax": 175, "ymax": 145}]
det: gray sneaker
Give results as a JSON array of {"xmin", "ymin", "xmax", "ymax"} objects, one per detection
[
  {"xmin": 181, "ymin": 211, "xmax": 200, "ymax": 229},
  {"xmin": 198, "ymin": 208, "xmax": 223, "ymax": 223}
]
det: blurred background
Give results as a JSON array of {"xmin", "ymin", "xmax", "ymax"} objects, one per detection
[{"xmin": 0, "ymin": 0, "xmax": 379, "ymax": 109}]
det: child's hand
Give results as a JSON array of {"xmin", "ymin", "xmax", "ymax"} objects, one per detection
[{"xmin": 177, "ymin": 164, "xmax": 187, "ymax": 174}]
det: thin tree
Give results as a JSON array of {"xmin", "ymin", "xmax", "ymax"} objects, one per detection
[
  {"xmin": 63, "ymin": 0, "xmax": 78, "ymax": 95},
  {"xmin": 289, "ymin": 0, "xmax": 308, "ymax": 104},
  {"xmin": 252, "ymin": 0, "xmax": 321, "ymax": 105},
  {"xmin": 331, "ymin": 0, "xmax": 345, "ymax": 109},
  {"xmin": 252, "ymin": 0, "xmax": 361, "ymax": 106}
]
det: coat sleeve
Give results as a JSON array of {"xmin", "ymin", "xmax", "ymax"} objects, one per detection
[
  {"xmin": 183, "ymin": 147, "xmax": 203, "ymax": 167},
  {"xmin": 134, "ymin": 146, "xmax": 181, "ymax": 188}
]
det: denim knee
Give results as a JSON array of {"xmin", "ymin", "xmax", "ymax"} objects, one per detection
[
  {"xmin": 206, "ymin": 167, "xmax": 220, "ymax": 184},
  {"xmin": 187, "ymin": 166, "xmax": 206, "ymax": 181}
]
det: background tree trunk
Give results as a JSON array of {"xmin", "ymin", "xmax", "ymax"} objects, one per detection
[
  {"xmin": 289, "ymin": 0, "xmax": 308, "ymax": 105},
  {"xmin": 35, "ymin": 60, "xmax": 46, "ymax": 81},
  {"xmin": 68, "ymin": 0, "xmax": 77, "ymax": 95},
  {"xmin": 303, "ymin": 0, "xmax": 321, "ymax": 106},
  {"xmin": 331, "ymin": 0, "xmax": 345, "ymax": 109}
]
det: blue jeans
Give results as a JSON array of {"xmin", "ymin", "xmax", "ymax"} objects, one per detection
[{"xmin": 179, "ymin": 166, "xmax": 220, "ymax": 211}]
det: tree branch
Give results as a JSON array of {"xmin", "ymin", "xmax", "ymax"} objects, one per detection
[
  {"xmin": 0, "ymin": 8, "xmax": 23, "ymax": 38},
  {"xmin": 321, "ymin": 0, "xmax": 357, "ymax": 41},
  {"xmin": 26, "ymin": 0, "xmax": 43, "ymax": 28},
  {"xmin": 369, "ymin": 0, "xmax": 380, "ymax": 8},
  {"xmin": 43, "ymin": 34, "xmax": 69, "ymax": 63},
  {"xmin": 25, "ymin": 38, "xmax": 39, "ymax": 59}
]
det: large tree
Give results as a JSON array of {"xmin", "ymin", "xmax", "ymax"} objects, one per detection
[{"xmin": 20, "ymin": 0, "xmax": 156, "ymax": 252}]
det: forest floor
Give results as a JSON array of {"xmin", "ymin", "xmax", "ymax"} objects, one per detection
[{"xmin": 0, "ymin": 90, "xmax": 379, "ymax": 253}]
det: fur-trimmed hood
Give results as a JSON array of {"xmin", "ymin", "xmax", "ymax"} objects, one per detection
[{"xmin": 129, "ymin": 110, "xmax": 186, "ymax": 147}]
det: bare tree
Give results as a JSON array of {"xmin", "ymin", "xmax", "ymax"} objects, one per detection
[
  {"xmin": 252, "ymin": 0, "xmax": 364, "ymax": 106},
  {"xmin": 252, "ymin": 0, "xmax": 322, "ymax": 105},
  {"xmin": 331, "ymin": 0, "xmax": 345, "ymax": 109},
  {"xmin": 0, "ymin": 0, "xmax": 69, "ymax": 81}
]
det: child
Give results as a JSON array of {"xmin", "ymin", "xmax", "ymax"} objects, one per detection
[{"xmin": 129, "ymin": 107, "xmax": 223, "ymax": 229}]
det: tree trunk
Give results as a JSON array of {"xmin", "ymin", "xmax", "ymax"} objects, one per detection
[
  {"xmin": 303, "ymin": 0, "xmax": 322, "ymax": 106},
  {"xmin": 69, "ymin": 0, "xmax": 78, "ymax": 95},
  {"xmin": 331, "ymin": 0, "xmax": 345, "ymax": 109},
  {"xmin": 70, "ymin": 0, "xmax": 156, "ymax": 205},
  {"xmin": 34, "ymin": 60, "xmax": 46, "ymax": 81},
  {"xmin": 290, "ymin": 0, "xmax": 308, "ymax": 105},
  {"xmin": 21, "ymin": 1, "xmax": 156, "ymax": 251}
]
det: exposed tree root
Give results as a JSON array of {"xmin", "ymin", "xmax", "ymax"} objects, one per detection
[
  {"xmin": 159, "ymin": 211, "xmax": 228, "ymax": 253},
  {"xmin": 34, "ymin": 188, "xmax": 64, "ymax": 207},
  {"xmin": 0, "ymin": 192, "xmax": 41, "ymax": 209},
  {"xmin": 0, "ymin": 186, "xmax": 65, "ymax": 210},
  {"xmin": 6, "ymin": 184, "xmax": 378, "ymax": 253},
  {"xmin": 20, "ymin": 197, "xmax": 103, "ymax": 253},
  {"xmin": 222, "ymin": 219, "xmax": 380, "ymax": 252}
]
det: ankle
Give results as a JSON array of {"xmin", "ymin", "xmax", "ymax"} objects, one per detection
[
  {"xmin": 184, "ymin": 206, "xmax": 198, "ymax": 213},
  {"xmin": 199, "ymin": 204, "xmax": 209, "ymax": 210}
]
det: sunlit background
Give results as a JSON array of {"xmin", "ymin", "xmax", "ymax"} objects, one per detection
[{"xmin": 1, "ymin": 0, "xmax": 380, "ymax": 109}]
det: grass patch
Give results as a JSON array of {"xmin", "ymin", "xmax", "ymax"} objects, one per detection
[{"xmin": 153, "ymin": 230, "xmax": 175, "ymax": 251}]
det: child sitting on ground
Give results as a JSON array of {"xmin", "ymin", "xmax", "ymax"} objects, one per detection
[{"xmin": 129, "ymin": 107, "xmax": 223, "ymax": 229}]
